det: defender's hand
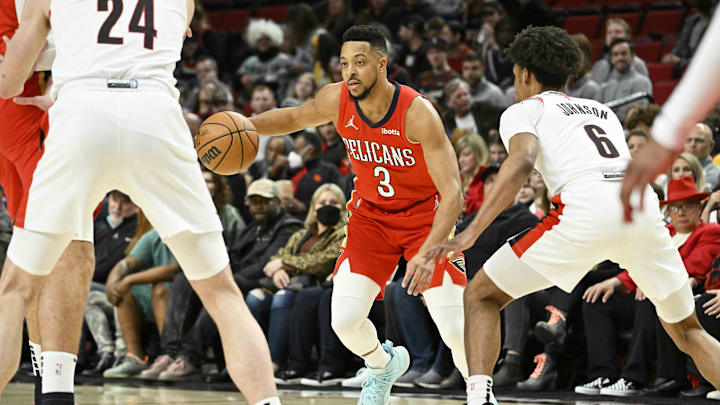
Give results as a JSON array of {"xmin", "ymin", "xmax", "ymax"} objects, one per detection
[
  {"xmin": 620, "ymin": 139, "xmax": 675, "ymax": 222},
  {"xmin": 423, "ymin": 229, "xmax": 476, "ymax": 265}
]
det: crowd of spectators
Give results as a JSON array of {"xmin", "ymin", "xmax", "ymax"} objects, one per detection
[{"xmin": 5, "ymin": 0, "xmax": 720, "ymax": 400}]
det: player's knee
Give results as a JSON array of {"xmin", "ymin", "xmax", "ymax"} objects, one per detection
[
  {"xmin": 330, "ymin": 305, "xmax": 362, "ymax": 339},
  {"xmin": 464, "ymin": 271, "xmax": 503, "ymax": 305},
  {"xmin": 0, "ymin": 262, "xmax": 41, "ymax": 304}
]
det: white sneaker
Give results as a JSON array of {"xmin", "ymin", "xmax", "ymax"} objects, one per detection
[
  {"xmin": 575, "ymin": 376, "xmax": 612, "ymax": 395},
  {"xmin": 600, "ymin": 378, "xmax": 640, "ymax": 396},
  {"xmin": 708, "ymin": 390, "xmax": 720, "ymax": 400},
  {"xmin": 342, "ymin": 367, "xmax": 369, "ymax": 388}
]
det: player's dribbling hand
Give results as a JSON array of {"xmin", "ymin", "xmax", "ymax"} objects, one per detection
[
  {"xmin": 403, "ymin": 254, "xmax": 434, "ymax": 296},
  {"xmin": 620, "ymin": 139, "xmax": 676, "ymax": 223}
]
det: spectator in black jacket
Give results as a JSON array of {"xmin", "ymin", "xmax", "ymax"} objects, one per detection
[
  {"xmin": 150, "ymin": 179, "xmax": 303, "ymax": 380},
  {"xmin": 92, "ymin": 191, "xmax": 138, "ymax": 289}
]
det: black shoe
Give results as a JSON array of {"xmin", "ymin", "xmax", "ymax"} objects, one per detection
[
  {"xmin": 205, "ymin": 368, "xmax": 231, "ymax": 383},
  {"xmin": 493, "ymin": 352, "xmax": 523, "ymax": 387},
  {"xmin": 300, "ymin": 370, "xmax": 345, "ymax": 387},
  {"xmin": 533, "ymin": 305, "xmax": 567, "ymax": 345},
  {"xmin": 81, "ymin": 352, "xmax": 115, "ymax": 376},
  {"xmin": 516, "ymin": 353, "xmax": 557, "ymax": 391},
  {"xmin": 680, "ymin": 384, "xmax": 714, "ymax": 398},
  {"xmin": 643, "ymin": 377, "xmax": 690, "ymax": 396},
  {"xmin": 274, "ymin": 369, "xmax": 302, "ymax": 385}
]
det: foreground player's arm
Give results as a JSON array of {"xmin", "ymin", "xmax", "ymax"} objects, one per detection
[
  {"xmin": 622, "ymin": 8, "xmax": 720, "ymax": 220},
  {"xmin": 402, "ymin": 97, "xmax": 463, "ymax": 295},
  {"xmin": 249, "ymin": 83, "xmax": 341, "ymax": 136},
  {"xmin": 0, "ymin": 0, "xmax": 50, "ymax": 98}
]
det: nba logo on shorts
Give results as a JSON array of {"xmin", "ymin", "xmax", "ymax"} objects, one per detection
[{"xmin": 56, "ymin": 362, "xmax": 62, "ymax": 375}]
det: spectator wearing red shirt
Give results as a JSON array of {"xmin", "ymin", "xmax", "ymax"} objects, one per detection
[{"xmin": 456, "ymin": 134, "xmax": 490, "ymax": 216}]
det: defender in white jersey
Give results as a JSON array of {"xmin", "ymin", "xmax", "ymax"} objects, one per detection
[
  {"xmin": 0, "ymin": 1, "xmax": 281, "ymax": 404},
  {"xmin": 426, "ymin": 26, "xmax": 720, "ymax": 405}
]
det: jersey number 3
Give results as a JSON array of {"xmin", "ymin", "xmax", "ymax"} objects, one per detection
[
  {"xmin": 98, "ymin": 0, "xmax": 156, "ymax": 50},
  {"xmin": 374, "ymin": 166, "xmax": 395, "ymax": 198},
  {"xmin": 584, "ymin": 125, "xmax": 619, "ymax": 158}
]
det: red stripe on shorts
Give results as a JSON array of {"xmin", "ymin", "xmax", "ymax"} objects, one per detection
[{"xmin": 511, "ymin": 194, "xmax": 564, "ymax": 257}]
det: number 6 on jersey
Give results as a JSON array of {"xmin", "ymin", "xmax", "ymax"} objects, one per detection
[{"xmin": 374, "ymin": 166, "xmax": 395, "ymax": 197}]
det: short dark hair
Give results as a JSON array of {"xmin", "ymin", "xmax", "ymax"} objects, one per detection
[
  {"xmin": 507, "ymin": 26, "xmax": 581, "ymax": 89},
  {"xmin": 448, "ymin": 21, "xmax": 466, "ymax": 41},
  {"xmin": 609, "ymin": 38, "xmax": 634, "ymax": 54},
  {"xmin": 463, "ymin": 50, "xmax": 485, "ymax": 65},
  {"xmin": 625, "ymin": 104, "xmax": 661, "ymax": 130},
  {"xmin": 626, "ymin": 128, "xmax": 649, "ymax": 141},
  {"xmin": 342, "ymin": 25, "xmax": 388, "ymax": 57}
]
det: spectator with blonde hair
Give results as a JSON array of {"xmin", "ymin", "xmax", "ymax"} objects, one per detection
[
  {"xmin": 281, "ymin": 72, "xmax": 317, "ymax": 108},
  {"xmin": 591, "ymin": 18, "xmax": 649, "ymax": 84},
  {"xmin": 455, "ymin": 134, "xmax": 490, "ymax": 216},
  {"xmin": 246, "ymin": 183, "xmax": 348, "ymax": 381}
]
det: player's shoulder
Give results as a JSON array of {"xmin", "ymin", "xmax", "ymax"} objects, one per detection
[{"xmin": 502, "ymin": 97, "xmax": 544, "ymax": 119}]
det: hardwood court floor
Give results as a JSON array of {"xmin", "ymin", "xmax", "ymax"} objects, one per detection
[{"xmin": 3, "ymin": 383, "xmax": 719, "ymax": 404}]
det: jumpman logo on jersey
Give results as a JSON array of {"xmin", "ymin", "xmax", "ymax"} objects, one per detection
[{"xmin": 345, "ymin": 115, "xmax": 359, "ymax": 131}]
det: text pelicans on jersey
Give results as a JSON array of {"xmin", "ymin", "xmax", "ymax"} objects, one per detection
[{"xmin": 342, "ymin": 138, "xmax": 416, "ymax": 167}]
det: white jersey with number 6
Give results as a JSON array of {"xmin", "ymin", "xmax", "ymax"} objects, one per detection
[
  {"xmin": 499, "ymin": 91, "xmax": 631, "ymax": 196},
  {"xmin": 49, "ymin": 0, "xmax": 186, "ymax": 97}
]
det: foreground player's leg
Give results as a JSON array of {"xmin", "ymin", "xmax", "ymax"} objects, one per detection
[
  {"xmin": 190, "ymin": 267, "xmax": 280, "ymax": 405},
  {"xmin": 331, "ymin": 259, "xmax": 409, "ymax": 405},
  {"xmin": 165, "ymin": 230, "xmax": 279, "ymax": 405},
  {"xmin": 0, "ymin": 259, "xmax": 44, "ymax": 394},
  {"xmin": 654, "ymin": 282, "xmax": 720, "ymax": 391},
  {"xmin": 423, "ymin": 280, "xmax": 469, "ymax": 379},
  {"xmin": 463, "ymin": 270, "xmax": 513, "ymax": 405},
  {"xmin": 37, "ymin": 241, "xmax": 94, "ymax": 404}
]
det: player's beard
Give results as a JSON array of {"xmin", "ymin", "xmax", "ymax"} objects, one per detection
[{"xmin": 349, "ymin": 74, "xmax": 378, "ymax": 101}]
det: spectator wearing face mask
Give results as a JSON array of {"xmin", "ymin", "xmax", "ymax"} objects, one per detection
[{"xmin": 247, "ymin": 184, "xmax": 348, "ymax": 381}]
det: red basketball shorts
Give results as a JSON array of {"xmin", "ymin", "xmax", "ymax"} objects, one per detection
[
  {"xmin": 0, "ymin": 111, "xmax": 48, "ymax": 228},
  {"xmin": 333, "ymin": 192, "xmax": 467, "ymax": 300}
]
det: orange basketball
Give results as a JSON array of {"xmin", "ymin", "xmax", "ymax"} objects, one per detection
[{"xmin": 195, "ymin": 111, "xmax": 259, "ymax": 175}]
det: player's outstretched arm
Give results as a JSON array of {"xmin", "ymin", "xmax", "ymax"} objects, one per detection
[
  {"xmin": 425, "ymin": 132, "xmax": 538, "ymax": 263},
  {"xmin": 249, "ymin": 82, "xmax": 341, "ymax": 137},
  {"xmin": 0, "ymin": 0, "xmax": 50, "ymax": 99},
  {"xmin": 402, "ymin": 97, "xmax": 463, "ymax": 295},
  {"xmin": 622, "ymin": 8, "xmax": 720, "ymax": 221}
]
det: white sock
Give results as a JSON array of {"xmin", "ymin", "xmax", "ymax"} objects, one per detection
[
  {"xmin": 363, "ymin": 342, "xmax": 391, "ymax": 369},
  {"xmin": 254, "ymin": 397, "xmax": 281, "ymax": 405},
  {"xmin": 41, "ymin": 352, "xmax": 76, "ymax": 394},
  {"xmin": 29, "ymin": 341, "xmax": 42, "ymax": 377},
  {"xmin": 467, "ymin": 374, "xmax": 495, "ymax": 405}
]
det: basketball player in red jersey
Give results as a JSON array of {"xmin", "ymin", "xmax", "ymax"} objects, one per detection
[
  {"xmin": 250, "ymin": 25, "xmax": 468, "ymax": 404},
  {"xmin": 0, "ymin": 3, "xmax": 94, "ymax": 404}
]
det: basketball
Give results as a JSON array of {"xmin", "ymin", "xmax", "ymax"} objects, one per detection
[{"xmin": 195, "ymin": 111, "xmax": 258, "ymax": 175}]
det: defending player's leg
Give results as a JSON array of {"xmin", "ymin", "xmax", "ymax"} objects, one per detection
[
  {"xmin": 38, "ymin": 240, "xmax": 94, "ymax": 403},
  {"xmin": 0, "ymin": 228, "xmax": 74, "ymax": 394},
  {"xmin": 423, "ymin": 276, "xmax": 468, "ymax": 379},
  {"xmin": 331, "ymin": 257, "xmax": 409, "ymax": 405},
  {"xmin": 0, "ymin": 258, "xmax": 45, "ymax": 393},
  {"xmin": 463, "ymin": 269, "xmax": 512, "ymax": 405},
  {"xmin": 166, "ymin": 230, "xmax": 280, "ymax": 405}
]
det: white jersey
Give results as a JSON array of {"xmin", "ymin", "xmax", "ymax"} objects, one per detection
[
  {"xmin": 49, "ymin": 0, "xmax": 186, "ymax": 98},
  {"xmin": 499, "ymin": 91, "xmax": 631, "ymax": 196}
]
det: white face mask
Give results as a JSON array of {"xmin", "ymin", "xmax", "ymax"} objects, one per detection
[{"xmin": 106, "ymin": 215, "xmax": 124, "ymax": 230}]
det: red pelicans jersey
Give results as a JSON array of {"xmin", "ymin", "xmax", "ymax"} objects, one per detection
[
  {"xmin": 337, "ymin": 81, "xmax": 438, "ymax": 212},
  {"xmin": 0, "ymin": 0, "xmax": 45, "ymax": 153}
]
